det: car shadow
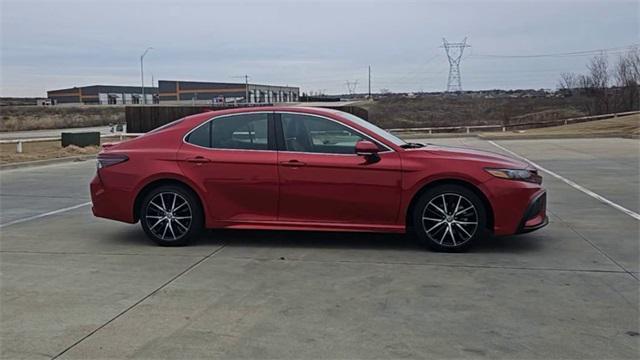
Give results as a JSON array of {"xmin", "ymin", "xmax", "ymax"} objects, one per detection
[
  {"xmin": 192, "ymin": 228, "xmax": 543, "ymax": 254},
  {"xmin": 108, "ymin": 226, "xmax": 543, "ymax": 254}
]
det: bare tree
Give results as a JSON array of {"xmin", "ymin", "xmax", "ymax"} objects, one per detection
[
  {"xmin": 558, "ymin": 72, "xmax": 578, "ymax": 92},
  {"xmin": 558, "ymin": 49, "xmax": 640, "ymax": 115},
  {"xmin": 587, "ymin": 53, "xmax": 609, "ymax": 88},
  {"xmin": 585, "ymin": 53, "xmax": 610, "ymax": 113},
  {"xmin": 628, "ymin": 46, "xmax": 640, "ymax": 81},
  {"xmin": 614, "ymin": 47, "xmax": 640, "ymax": 111}
]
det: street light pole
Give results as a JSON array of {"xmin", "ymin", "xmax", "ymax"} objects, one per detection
[
  {"xmin": 244, "ymin": 74, "xmax": 249, "ymax": 104},
  {"xmin": 140, "ymin": 47, "xmax": 153, "ymax": 105}
]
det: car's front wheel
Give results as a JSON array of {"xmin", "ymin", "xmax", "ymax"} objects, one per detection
[
  {"xmin": 412, "ymin": 184, "xmax": 486, "ymax": 252},
  {"xmin": 140, "ymin": 185, "xmax": 203, "ymax": 246}
]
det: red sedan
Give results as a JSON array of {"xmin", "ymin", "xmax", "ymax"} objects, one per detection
[{"xmin": 90, "ymin": 107, "xmax": 547, "ymax": 251}]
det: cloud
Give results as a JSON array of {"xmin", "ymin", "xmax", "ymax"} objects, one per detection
[{"xmin": 1, "ymin": 0, "xmax": 638, "ymax": 96}]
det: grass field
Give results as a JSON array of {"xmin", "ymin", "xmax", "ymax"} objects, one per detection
[
  {"xmin": 0, "ymin": 141, "xmax": 100, "ymax": 164},
  {"xmin": 1, "ymin": 95, "xmax": 592, "ymax": 132},
  {"xmin": 481, "ymin": 113, "xmax": 640, "ymax": 138},
  {"xmin": 0, "ymin": 106, "xmax": 124, "ymax": 132},
  {"xmin": 362, "ymin": 95, "xmax": 588, "ymax": 129}
]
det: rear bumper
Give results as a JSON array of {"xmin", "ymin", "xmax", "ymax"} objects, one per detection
[
  {"xmin": 90, "ymin": 174, "xmax": 136, "ymax": 224},
  {"xmin": 516, "ymin": 191, "xmax": 548, "ymax": 234}
]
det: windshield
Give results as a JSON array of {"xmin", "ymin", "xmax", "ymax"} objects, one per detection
[{"xmin": 337, "ymin": 111, "xmax": 407, "ymax": 146}]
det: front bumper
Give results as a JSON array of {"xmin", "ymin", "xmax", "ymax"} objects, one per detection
[{"xmin": 516, "ymin": 191, "xmax": 548, "ymax": 233}]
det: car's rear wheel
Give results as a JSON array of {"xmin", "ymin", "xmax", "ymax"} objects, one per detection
[
  {"xmin": 140, "ymin": 185, "xmax": 203, "ymax": 246},
  {"xmin": 412, "ymin": 184, "xmax": 486, "ymax": 252}
]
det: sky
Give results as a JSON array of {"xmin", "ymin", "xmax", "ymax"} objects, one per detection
[{"xmin": 1, "ymin": 0, "xmax": 638, "ymax": 97}]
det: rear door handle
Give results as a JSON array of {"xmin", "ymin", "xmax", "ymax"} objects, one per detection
[
  {"xmin": 280, "ymin": 160, "xmax": 306, "ymax": 167},
  {"xmin": 185, "ymin": 156, "xmax": 211, "ymax": 164}
]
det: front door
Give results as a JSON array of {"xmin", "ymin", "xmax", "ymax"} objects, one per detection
[
  {"xmin": 178, "ymin": 112, "xmax": 279, "ymax": 223},
  {"xmin": 276, "ymin": 112, "xmax": 402, "ymax": 225}
]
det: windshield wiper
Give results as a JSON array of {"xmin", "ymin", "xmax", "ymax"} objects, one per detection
[{"xmin": 400, "ymin": 142, "xmax": 425, "ymax": 149}]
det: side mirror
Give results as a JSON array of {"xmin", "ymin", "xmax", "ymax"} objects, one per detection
[{"xmin": 355, "ymin": 140, "xmax": 380, "ymax": 157}]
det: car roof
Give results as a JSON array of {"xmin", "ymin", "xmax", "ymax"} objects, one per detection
[
  {"xmin": 197, "ymin": 106, "xmax": 342, "ymax": 118},
  {"xmin": 174, "ymin": 106, "xmax": 402, "ymax": 151}
]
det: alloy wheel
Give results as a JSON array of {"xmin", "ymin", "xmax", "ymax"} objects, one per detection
[
  {"xmin": 144, "ymin": 192, "xmax": 193, "ymax": 241},
  {"xmin": 421, "ymin": 193, "xmax": 478, "ymax": 247}
]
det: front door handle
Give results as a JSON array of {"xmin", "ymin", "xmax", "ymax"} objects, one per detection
[
  {"xmin": 280, "ymin": 160, "xmax": 306, "ymax": 167},
  {"xmin": 185, "ymin": 156, "xmax": 211, "ymax": 164}
]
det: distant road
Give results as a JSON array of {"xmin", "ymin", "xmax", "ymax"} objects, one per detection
[{"xmin": 0, "ymin": 125, "xmax": 125, "ymax": 140}]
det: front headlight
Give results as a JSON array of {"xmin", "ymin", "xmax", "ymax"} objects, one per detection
[{"xmin": 485, "ymin": 168, "xmax": 542, "ymax": 184}]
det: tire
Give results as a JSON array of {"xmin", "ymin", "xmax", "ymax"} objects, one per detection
[
  {"xmin": 140, "ymin": 185, "xmax": 203, "ymax": 246},
  {"xmin": 412, "ymin": 184, "xmax": 486, "ymax": 252}
]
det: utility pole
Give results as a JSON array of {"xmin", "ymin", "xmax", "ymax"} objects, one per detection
[
  {"xmin": 151, "ymin": 73, "xmax": 155, "ymax": 104},
  {"xmin": 140, "ymin": 47, "xmax": 153, "ymax": 105},
  {"xmin": 368, "ymin": 66, "xmax": 371, "ymax": 99},
  {"xmin": 244, "ymin": 74, "xmax": 249, "ymax": 104},
  {"xmin": 233, "ymin": 75, "xmax": 250, "ymax": 104},
  {"xmin": 441, "ymin": 38, "xmax": 470, "ymax": 92}
]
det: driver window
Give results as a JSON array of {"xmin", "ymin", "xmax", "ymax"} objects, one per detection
[{"xmin": 281, "ymin": 113, "xmax": 368, "ymax": 154}]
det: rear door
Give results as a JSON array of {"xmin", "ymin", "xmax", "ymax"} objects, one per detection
[
  {"xmin": 275, "ymin": 112, "xmax": 402, "ymax": 225},
  {"xmin": 178, "ymin": 112, "xmax": 279, "ymax": 222}
]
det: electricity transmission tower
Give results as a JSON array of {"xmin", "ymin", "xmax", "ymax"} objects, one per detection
[
  {"xmin": 441, "ymin": 38, "xmax": 470, "ymax": 92},
  {"xmin": 345, "ymin": 80, "xmax": 358, "ymax": 95}
]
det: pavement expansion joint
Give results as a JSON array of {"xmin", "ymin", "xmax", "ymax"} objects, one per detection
[
  {"xmin": 221, "ymin": 254, "xmax": 630, "ymax": 275},
  {"xmin": 50, "ymin": 243, "xmax": 227, "ymax": 359},
  {"xmin": 547, "ymin": 208, "xmax": 638, "ymax": 281}
]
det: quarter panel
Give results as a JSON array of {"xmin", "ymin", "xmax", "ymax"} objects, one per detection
[{"xmin": 97, "ymin": 148, "xmax": 184, "ymax": 223}]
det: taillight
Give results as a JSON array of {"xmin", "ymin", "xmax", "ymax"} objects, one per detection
[{"xmin": 97, "ymin": 153, "xmax": 128, "ymax": 169}]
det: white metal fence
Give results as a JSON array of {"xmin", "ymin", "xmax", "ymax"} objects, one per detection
[
  {"xmin": 1, "ymin": 110, "xmax": 638, "ymax": 154},
  {"xmin": 0, "ymin": 134, "xmax": 143, "ymax": 153}
]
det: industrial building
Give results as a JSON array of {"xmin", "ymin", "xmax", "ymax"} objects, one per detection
[
  {"xmin": 47, "ymin": 80, "xmax": 299, "ymax": 105},
  {"xmin": 47, "ymin": 85, "xmax": 158, "ymax": 105},
  {"xmin": 158, "ymin": 80, "xmax": 299, "ymax": 104}
]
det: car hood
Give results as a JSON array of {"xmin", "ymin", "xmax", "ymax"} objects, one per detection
[{"xmin": 410, "ymin": 144, "xmax": 531, "ymax": 169}]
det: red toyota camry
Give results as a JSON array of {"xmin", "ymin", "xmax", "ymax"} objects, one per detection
[{"xmin": 90, "ymin": 107, "xmax": 547, "ymax": 251}]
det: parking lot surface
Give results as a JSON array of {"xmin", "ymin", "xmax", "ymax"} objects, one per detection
[{"xmin": 1, "ymin": 137, "xmax": 638, "ymax": 359}]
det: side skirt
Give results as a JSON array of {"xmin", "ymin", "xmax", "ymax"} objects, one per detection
[{"xmin": 206, "ymin": 220, "xmax": 406, "ymax": 234}]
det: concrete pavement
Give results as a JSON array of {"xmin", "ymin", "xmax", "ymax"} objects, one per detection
[{"xmin": 0, "ymin": 137, "xmax": 638, "ymax": 359}]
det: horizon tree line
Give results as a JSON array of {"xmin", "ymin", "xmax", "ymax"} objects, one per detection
[{"xmin": 558, "ymin": 47, "xmax": 640, "ymax": 115}]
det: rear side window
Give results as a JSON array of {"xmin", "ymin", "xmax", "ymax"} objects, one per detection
[
  {"xmin": 185, "ymin": 113, "xmax": 269, "ymax": 150},
  {"xmin": 186, "ymin": 121, "xmax": 211, "ymax": 147},
  {"xmin": 212, "ymin": 114, "xmax": 268, "ymax": 150}
]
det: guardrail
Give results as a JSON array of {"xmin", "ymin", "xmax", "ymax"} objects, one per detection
[
  {"xmin": 0, "ymin": 133, "xmax": 143, "ymax": 153},
  {"xmin": 387, "ymin": 110, "xmax": 640, "ymax": 134},
  {"xmin": 388, "ymin": 124, "xmax": 505, "ymax": 134}
]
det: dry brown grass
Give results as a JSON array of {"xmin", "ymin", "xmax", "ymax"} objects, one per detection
[
  {"xmin": 0, "ymin": 141, "xmax": 100, "ymax": 164},
  {"xmin": 0, "ymin": 106, "xmax": 124, "ymax": 132},
  {"xmin": 482, "ymin": 113, "xmax": 640, "ymax": 138},
  {"xmin": 361, "ymin": 95, "xmax": 588, "ymax": 129}
]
